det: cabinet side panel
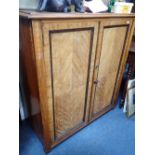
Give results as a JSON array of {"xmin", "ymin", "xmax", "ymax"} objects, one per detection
[{"xmin": 19, "ymin": 19, "xmax": 43, "ymax": 140}]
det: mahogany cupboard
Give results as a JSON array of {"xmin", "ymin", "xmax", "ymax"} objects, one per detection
[{"xmin": 19, "ymin": 10, "xmax": 135, "ymax": 152}]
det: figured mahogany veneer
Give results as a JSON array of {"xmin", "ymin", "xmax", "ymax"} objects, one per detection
[{"xmin": 19, "ymin": 10, "xmax": 135, "ymax": 152}]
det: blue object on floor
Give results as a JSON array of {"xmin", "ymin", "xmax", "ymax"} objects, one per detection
[{"xmin": 20, "ymin": 100, "xmax": 135, "ymax": 155}]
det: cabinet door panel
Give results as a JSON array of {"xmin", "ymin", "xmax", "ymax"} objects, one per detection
[
  {"xmin": 92, "ymin": 25, "xmax": 128, "ymax": 116},
  {"xmin": 42, "ymin": 21, "xmax": 98, "ymax": 140},
  {"xmin": 52, "ymin": 30, "xmax": 91, "ymax": 138}
]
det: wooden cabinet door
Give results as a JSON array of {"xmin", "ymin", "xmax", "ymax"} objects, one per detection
[
  {"xmin": 90, "ymin": 18, "xmax": 133, "ymax": 120},
  {"xmin": 41, "ymin": 20, "xmax": 98, "ymax": 141}
]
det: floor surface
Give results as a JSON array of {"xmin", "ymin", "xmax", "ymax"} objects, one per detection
[{"xmin": 20, "ymin": 101, "xmax": 135, "ymax": 155}]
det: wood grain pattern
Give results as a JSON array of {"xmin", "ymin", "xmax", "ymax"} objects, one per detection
[
  {"xmin": 93, "ymin": 26, "xmax": 127, "ymax": 115},
  {"xmin": 52, "ymin": 30, "xmax": 92, "ymax": 138}
]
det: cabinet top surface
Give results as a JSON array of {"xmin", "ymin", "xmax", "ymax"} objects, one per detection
[{"xmin": 19, "ymin": 10, "xmax": 135, "ymax": 19}]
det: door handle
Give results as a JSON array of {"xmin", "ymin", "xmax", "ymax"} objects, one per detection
[{"xmin": 94, "ymin": 80, "xmax": 98, "ymax": 85}]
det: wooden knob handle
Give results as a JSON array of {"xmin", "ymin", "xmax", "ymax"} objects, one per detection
[{"xmin": 94, "ymin": 80, "xmax": 98, "ymax": 84}]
